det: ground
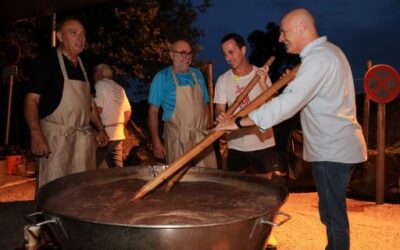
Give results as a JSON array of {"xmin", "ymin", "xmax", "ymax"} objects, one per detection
[
  {"xmin": 0, "ymin": 179, "xmax": 399, "ymax": 249},
  {"xmin": 273, "ymin": 192, "xmax": 400, "ymax": 250}
]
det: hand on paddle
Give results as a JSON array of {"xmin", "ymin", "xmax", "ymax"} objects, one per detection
[{"xmin": 214, "ymin": 112, "xmax": 236, "ymax": 132}]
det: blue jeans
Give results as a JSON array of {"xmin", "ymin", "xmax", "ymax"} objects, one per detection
[{"xmin": 312, "ymin": 161, "xmax": 354, "ymax": 250}]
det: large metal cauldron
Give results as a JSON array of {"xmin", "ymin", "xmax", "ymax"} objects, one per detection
[{"xmin": 36, "ymin": 165, "xmax": 289, "ymax": 250}]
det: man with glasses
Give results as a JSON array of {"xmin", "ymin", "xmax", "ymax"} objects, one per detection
[{"xmin": 148, "ymin": 40, "xmax": 217, "ymax": 168}]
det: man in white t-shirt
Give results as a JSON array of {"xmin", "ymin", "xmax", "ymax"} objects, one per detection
[
  {"xmin": 94, "ymin": 64, "xmax": 132, "ymax": 168},
  {"xmin": 214, "ymin": 33, "xmax": 279, "ymax": 248},
  {"xmin": 214, "ymin": 33, "xmax": 277, "ymax": 177}
]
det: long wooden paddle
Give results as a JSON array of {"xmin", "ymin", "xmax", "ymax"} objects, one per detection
[
  {"xmin": 130, "ymin": 64, "xmax": 301, "ymax": 202},
  {"xmin": 163, "ymin": 56, "xmax": 276, "ymax": 192}
]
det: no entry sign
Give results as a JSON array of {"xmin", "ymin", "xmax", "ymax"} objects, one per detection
[{"xmin": 364, "ymin": 64, "xmax": 400, "ymax": 103}]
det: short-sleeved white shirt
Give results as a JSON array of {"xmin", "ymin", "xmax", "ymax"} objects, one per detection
[
  {"xmin": 95, "ymin": 79, "xmax": 131, "ymax": 141},
  {"xmin": 214, "ymin": 66, "xmax": 275, "ymax": 151}
]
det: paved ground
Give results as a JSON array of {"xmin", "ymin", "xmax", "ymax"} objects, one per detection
[{"xmin": 0, "ymin": 177, "xmax": 399, "ymax": 250}]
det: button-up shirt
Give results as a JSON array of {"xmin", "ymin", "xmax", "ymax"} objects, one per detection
[{"xmin": 249, "ymin": 36, "xmax": 367, "ymax": 163}]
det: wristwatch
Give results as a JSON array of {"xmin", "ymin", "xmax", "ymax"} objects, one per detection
[{"xmin": 234, "ymin": 117, "xmax": 243, "ymax": 128}]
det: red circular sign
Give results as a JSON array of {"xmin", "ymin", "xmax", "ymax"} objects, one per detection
[{"xmin": 364, "ymin": 64, "xmax": 400, "ymax": 103}]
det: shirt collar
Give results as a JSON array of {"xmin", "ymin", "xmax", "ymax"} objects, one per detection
[{"xmin": 300, "ymin": 36, "xmax": 327, "ymax": 59}]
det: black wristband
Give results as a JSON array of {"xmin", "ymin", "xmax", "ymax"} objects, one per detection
[{"xmin": 234, "ymin": 117, "xmax": 243, "ymax": 128}]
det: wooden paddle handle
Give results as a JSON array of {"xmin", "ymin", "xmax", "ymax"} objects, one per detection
[
  {"xmin": 236, "ymin": 64, "xmax": 300, "ymax": 118},
  {"xmin": 226, "ymin": 56, "xmax": 275, "ymax": 116},
  {"xmin": 163, "ymin": 164, "xmax": 191, "ymax": 193},
  {"xmin": 131, "ymin": 64, "xmax": 300, "ymax": 202},
  {"xmin": 163, "ymin": 56, "xmax": 276, "ymax": 192}
]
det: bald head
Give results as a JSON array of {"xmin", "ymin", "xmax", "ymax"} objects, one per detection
[
  {"xmin": 94, "ymin": 64, "xmax": 113, "ymax": 82},
  {"xmin": 170, "ymin": 40, "xmax": 191, "ymax": 51},
  {"xmin": 284, "ymin": 9, "xmax": 316, "ymax": 30},
  {"xmin": 279, "ymin": 8, "xmax": 319, "ymax": 54}
]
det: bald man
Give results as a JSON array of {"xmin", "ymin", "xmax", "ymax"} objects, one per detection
[
  {"xmin": 148, "ymin": 40, "xmax": 217, "ymax": 168},
  {"xmin": 216, "ymin": 8, "xmax": 367, "ymax": 250},
  {"xmin": 94, "ymin": 64, "xmax": 131, "ymax": 168}
]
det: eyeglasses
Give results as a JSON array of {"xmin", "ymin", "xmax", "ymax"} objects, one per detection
[{"xmin": 171, "ymin": 50, "xmax": 193, "ymax": 57}]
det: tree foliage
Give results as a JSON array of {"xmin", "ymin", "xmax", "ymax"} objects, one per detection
[
  {"xmin": 247, "ymin": 22, "xmax": 302, "ymax": 154},
  {"xmin": 247, "ymin": 22, "xmax": 300, "ymax": 82},
  {"xmin": 0, "ymin": 0, "xmax": 213, "ymax": 83}
]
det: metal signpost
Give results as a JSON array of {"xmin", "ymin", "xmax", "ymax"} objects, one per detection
[
  {"xmin": 364, "ymin": 64, "xmax": 400, "ymax": 204},
  {"xmin": 3, "ymin": 66, "xmax": 18, "ymax": 145}
]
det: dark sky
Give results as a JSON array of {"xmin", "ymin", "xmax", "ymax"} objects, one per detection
[{"xmin": 194, "ymin": 0, "xmax": 400, "ymax": 92}]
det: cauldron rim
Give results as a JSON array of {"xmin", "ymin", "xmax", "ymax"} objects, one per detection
[
  {"xmin": 36, "ymin": 166, "xmax": 289, "ymax": 228},
  {"xmin": 38, "ymin": 207, "xmax": 282, "ymax": 228}
]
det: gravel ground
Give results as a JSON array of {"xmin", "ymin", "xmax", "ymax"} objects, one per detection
[
  {"xmin": 273, "ymin": 192, "xmax": 400, "ymax": 250},
  {"xmin": 0, "ymin": 180, "xmax": 399, "ymax": 250}
]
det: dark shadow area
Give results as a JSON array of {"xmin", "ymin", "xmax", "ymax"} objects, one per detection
[{"xmin": 0, "ymin": 201, "xmax": 35, "ymax": 249}]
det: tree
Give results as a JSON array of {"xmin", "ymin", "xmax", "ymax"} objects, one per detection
[
  {"xmin": 247, "ymin": 22, "xmax": 300, "ymax": 82},
  {"xmin": 247, "ymin": 22, "xmax": 302, "ymax": 174},
  {"xmin": 81, "ymin": 0, "xmax": 213, "ymax": 82},
  {"xmin": 0, "ymin": 0, "xmax": 213, "ymax": 147},
  {"xmin": 0, "ymin": 0, "xmax": 213, "ymax": 83}
]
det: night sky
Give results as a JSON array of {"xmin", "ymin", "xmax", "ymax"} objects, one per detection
[{"xmin": 194, "ymin": 0, "xmax": 400, "ymax": 92}]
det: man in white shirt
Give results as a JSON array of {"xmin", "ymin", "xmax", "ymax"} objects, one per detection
[
  {"xmin": 94, "ymin": 64, "xmax": 132, "ymax": 168},
  {"xmin": 214, "ymin": 33, "xmax": 277, "ymax": 178},
  {"xmin": 216, "ymin": 9, "xmax": 367, "ymax": 250},
  {"xmin": 214, "ymin": 33, "xmax": 279, "ymax": 249}
]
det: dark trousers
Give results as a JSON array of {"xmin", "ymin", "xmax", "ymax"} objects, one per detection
[
  {"xmin": 96, "ymin": 140, "xmax": 123, "ymax": 168},
  {"xmin": 227, "ymin": 146, "xmax": 277, "ymax": 174},
  {"xmin": 312, "ymin": 161, "xmax": 354, "ymax": 250}
]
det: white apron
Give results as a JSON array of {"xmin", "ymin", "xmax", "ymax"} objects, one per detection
[
  {"xmin": 37, "ymin": 49, "xmax": 96, "ymax": 188},
  {"xmin": 164, "ymin": 71, "xmax": 217, "ymax": 168}
]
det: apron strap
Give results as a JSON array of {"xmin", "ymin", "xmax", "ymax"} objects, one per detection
[
  {"xmin": 57, "ymin": 49, "xmax": 69, "ymax": 80},
  {"xmin": 41, "ymin": 120, "xmax": 93, "ymax": 136},
  {"xmin": 172, "ymin": 69, "xmax": 179, "ymax": 86},
  {"xmin": 191, "ymin": 72, "xmax": 199, "ymax": 86},
  {"xmin": 78, "ymin": 57, "xmax": 90, "ymax": 83},
  {"xmin": 171, "ymin": 69, "xmax": 199, "ymax": 86},
  {"xmin": 57, "ymin": 49, "xmax": 89, "ymax": 83},
  {"xmin": 105, "ymin": 122, "xmax": 124, "ymax": 127}
]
